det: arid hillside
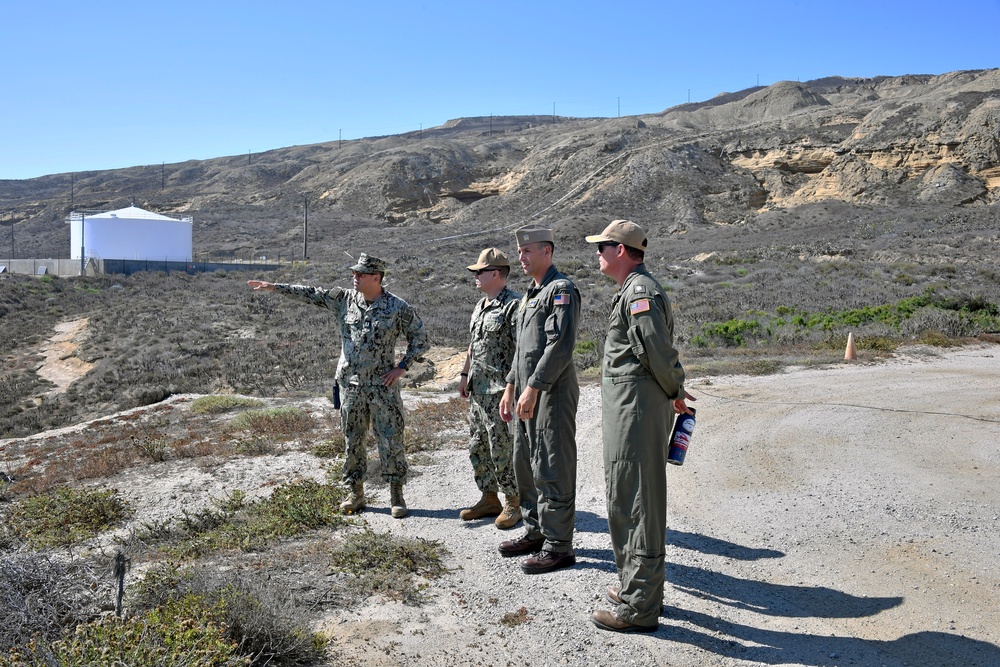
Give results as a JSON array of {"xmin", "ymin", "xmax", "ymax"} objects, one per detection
[{"xmin": 2, "ymin": 69, "xmax": 999, "ymax": 263}]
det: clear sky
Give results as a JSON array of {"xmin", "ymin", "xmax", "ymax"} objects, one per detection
[{"xmin": 2, "ymin": 0, "xmax": 998, "ymax": 180}]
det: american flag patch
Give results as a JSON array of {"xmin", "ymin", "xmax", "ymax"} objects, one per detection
[
  {"xmin": 553, "ymin": 293, "xmax": 570, "ymax": 306},
  {"xmin": 630, "ymin": 299, "xmax": 651, "ymax": 314}
]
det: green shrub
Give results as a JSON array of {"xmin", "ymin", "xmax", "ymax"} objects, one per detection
[
  {"xmin": 139, "ymin": 480, "xmax": 348, "ymax": 558},
  {"xmin": 8, "ymin": 486, "xmax": 132, "ymax": 548},
  {"xmin": 311, "ymin": 435, "xmax": 346, "ymax": 458},
  {"xmin": 127, "ymin": 565, "xmax": 327, "ymax": 667},
  {"xmin": 1, "ymin": 596, "xmax": 245, "ymax": 667},
  {"xmin": 330, "ymin": 529, "xmax": 447, "ymax": 602},
  {"xmin": 192, "ymin": 395, "xmax": 266, "ymax": 414},
  {"xmin": 228, "ymin": 407, "xmax": 314, "ymax": 438}
]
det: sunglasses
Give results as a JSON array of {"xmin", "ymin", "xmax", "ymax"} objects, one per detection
[
  {"xmin": 474, "ymin": 268, "xmax": 498, "ymax": 275},
  {"xmin": 597, "ymin": 241, "xmax": 621, "ymax": 252}
]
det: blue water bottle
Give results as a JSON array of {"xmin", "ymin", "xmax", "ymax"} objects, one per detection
[{"xmin": 667, "ymin": 407, "xmax": 696, "ymax": 466}]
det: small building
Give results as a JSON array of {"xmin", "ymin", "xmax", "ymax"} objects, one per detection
[{"xmin": 67, "ymin": 205, "xmax": 193, "ymax": 262}]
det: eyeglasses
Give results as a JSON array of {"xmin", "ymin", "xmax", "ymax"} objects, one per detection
[
  {"xmin": 597, "ymin": 242, "xmax": 621, "ymax": 252},
  {"xmin": 474, "ymin": 268, "xmax": 498, "ymax": 275}
]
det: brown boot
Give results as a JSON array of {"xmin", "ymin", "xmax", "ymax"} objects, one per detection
[
  {"xmin": 494, "ymin": 494, "xmax": 521, "ymax": 529},
  {"xmin": 390, "ymin": 482, "xmax": 409, "ymax": 519},
  {"xmin": 340, "ymin": 482, "xmax": 365, "ymax": 513},
  {"xmin": 459, "ymin": 491, "xmax": 502, "ymax": 521}
]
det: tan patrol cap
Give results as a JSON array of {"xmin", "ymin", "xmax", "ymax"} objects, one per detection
[
  {"xmin": 349, "ymin": 253, "xmax": 387, "ymax": 274},
  {"xmin": 467, "ymin": 247, "xmax": 510, "ymax": 271},
  {"xmin": 585, "ymin": 219, "xmax": 648, "ymax": 250},
  {"xmin": 514, "ymin": 225, "xmax": 554, "ymax": 246}
]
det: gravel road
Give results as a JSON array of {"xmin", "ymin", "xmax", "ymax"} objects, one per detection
[{"xmin": 320, "ymin": 344, "xmax": 1000, "ymax": 667}]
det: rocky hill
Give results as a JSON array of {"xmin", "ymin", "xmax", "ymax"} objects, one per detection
[{"xmin": 2, "ymin": 69, "xmax": 998, "ymax": 262}]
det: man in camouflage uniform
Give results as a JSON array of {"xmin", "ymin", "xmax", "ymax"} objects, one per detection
[
  {"xmin": 499, "ymin": 225, "xmax": 581, "ymax": 574},
  {"xmin": 247, "ymin": 253, "xmax": 429, "ymax": 519},
  {"xmin": 585, "ymin": 220, "xmax": 692, "ymax": 633},
  {"xmin": 458, "ymin": 248, "xmax": 521, "ymax": 529}
]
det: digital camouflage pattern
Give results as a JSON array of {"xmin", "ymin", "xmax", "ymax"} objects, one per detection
[
  {"xmin": 601, "ymin": 264, "xmax": 685, "ymax": 627},
  {"xmin": 341, "ymin": 383, "xmax": 408, "ymax": 483},
  {"xmin": 467, "ymin": 285, "xmax": 520, "ymax": 395},
  {"xmin": 506, "ymin": 265, "xmax": 580, "ymax": 553},
  {"xmin": 273, "ymin": 283, "xmax": 430, "ymax": 484},
  {"xmin": 466, "ymin": 285, "xmax": 520, "ymax": 496},
  {"xmin": 274, "ymin": 284, "xmax": 429, "ymax": 385},
  {"xmin": 467, "ymin": 391, "xmax": 516, "ymax": 495}
]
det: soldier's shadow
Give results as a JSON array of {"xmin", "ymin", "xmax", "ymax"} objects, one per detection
[
  {"xmin": 661, "ymin": 608, "xmax": 1000, "ymax": 667},
  {"xmin": 668, "ymin": 563, "xmax": 900, "ymax": 619},
  {"xmin": 364, "ymin": 506, "xmax": 458, "ymax": 520},
  {"xmin": 667, "ymin": 528, "xmax": 784, "ymax": 560}
]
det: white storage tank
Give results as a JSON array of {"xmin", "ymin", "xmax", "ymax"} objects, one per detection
[{"xmin": 67, "ymin": 206, "xmax": 193, "ymax": 261}]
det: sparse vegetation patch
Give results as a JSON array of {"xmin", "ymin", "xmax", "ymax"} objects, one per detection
[
  {"xmin": 7, "ymin": 486, "xmax": 131, "ymax": 548},
  {"xmin": 329, "ymin": 529, "xmax": 447, "ymax": 602}
]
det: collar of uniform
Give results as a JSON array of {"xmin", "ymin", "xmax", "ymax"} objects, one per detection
[
  {"xmin": 617, "ymin": 263, "xmax": 650, "ymax": 297},
  {"xmin": 354, "ymin": 287, "xmax": 389, "ymax": 308},
  {"xmin": 537, "ymin": 264, "xmax": 561, "ymax": 288},
  {"xmin": 483, "ymin": 285, "xmax": 510, "ymax": 306},
  {"xmin": 623, "ymin": 264, "xmax": 649, "ymax": 287}
]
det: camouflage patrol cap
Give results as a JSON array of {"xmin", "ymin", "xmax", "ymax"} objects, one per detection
[
  {"xmin": 467, "ymin": 247, "xmax": 510, "ymax": 271},
  {"xmin": 349, "ymin": 253, "xmax": 387, "ymax": 274},
  {"xmin": 514, "ymin": 225, "xmax": 554, "ymax": 246},
  {"xmin": 585, "ymin": 219, "xmax": 648, "ymax": 251}
]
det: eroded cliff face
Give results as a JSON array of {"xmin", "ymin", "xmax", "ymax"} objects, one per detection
[{"xmin": 720, "ymin": 71, "xmax": 1000, "ymax": 210}]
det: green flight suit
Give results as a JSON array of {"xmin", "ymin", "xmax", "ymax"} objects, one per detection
[
  {"xmin": 602, "ymin": 264, "xmax": 685, "ymax": 626},
  {"xmin": 507, "ymin": 265, "xmax": 580, "ymax": 553},
  {"xmin": 273, "ymin": 283, "xmax": 430, "ymax": 485}
]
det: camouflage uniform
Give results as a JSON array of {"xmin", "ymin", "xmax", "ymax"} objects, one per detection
[
  {"xmin": 466, "ymin": 285, "xmax": 520, "ymax": 496},
  {"xmin": 602, "ymin": 264, "xmax": 685, "ymax": 627},
  {"xmin": 273, "ymin": 282, "xmax": 429, "ymax": 484},
  {"xmin": 507, "ymin": 265, "xmax": 580, "ymax": 553}
]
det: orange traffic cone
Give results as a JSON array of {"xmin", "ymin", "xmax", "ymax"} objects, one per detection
[{"xmin": 844, "ymin": 332, "xmax": 857, "ymax": 362}]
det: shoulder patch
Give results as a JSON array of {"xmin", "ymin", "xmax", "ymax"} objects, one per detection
[
  {"xmin": 553, "ymin": 293, "xmax": 570, "ymax": 306},
  {"xmin": 633, "ymin": 284, "xmax": 646, "ymax": 293},
  {"xmin": 629, "ymin": 299, "xmax": 651, "ymax": 315}
]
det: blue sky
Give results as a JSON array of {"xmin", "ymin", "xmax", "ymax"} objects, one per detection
[{"xmin": 2, "ymin": 0, "xmax": 998, "ymax": 180}]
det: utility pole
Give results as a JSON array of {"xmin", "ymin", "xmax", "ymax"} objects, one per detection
[
  {"xmin": 302, "ymin": 195, "xmax": 308, "ymax": 260},
  {"xmin": 80, "ymin": 212, "xmax": 86, "ymax": 275}
]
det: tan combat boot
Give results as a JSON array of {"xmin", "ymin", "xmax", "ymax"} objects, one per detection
[
  {"xmin": 494, "ymin": 494, "xmax": 522, "ymax": 530},
  {"xmin": 340, "ymin": 482, "xmax": 365, "ymax": 513},
  {"xmin": 460, "ymin": 491, "xmax": 503, "ymax": 521},
  {"xmin": 390, "ymin": 482, "xmax": 409, "ymax": 519}
]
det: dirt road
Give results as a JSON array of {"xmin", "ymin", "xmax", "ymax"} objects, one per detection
[{"xmin": 323, "ymin": 344, "xmax": 1000, "ymax": 667}]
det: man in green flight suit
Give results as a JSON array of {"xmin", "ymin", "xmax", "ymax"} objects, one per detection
[
  {"xmin": 458, "ymin": 248, "xmax": 522, "ymax": 529},
  {"xmin": 499, "ymin": 225, "xmax": 581, "ymax": 574},
  {"xmin": 248, "ymin": 253, "xmax": 429, "ymax": 519},
  {"xmin": 585, "ymin": 220, "xmax": 693, "ymax": 633}
]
